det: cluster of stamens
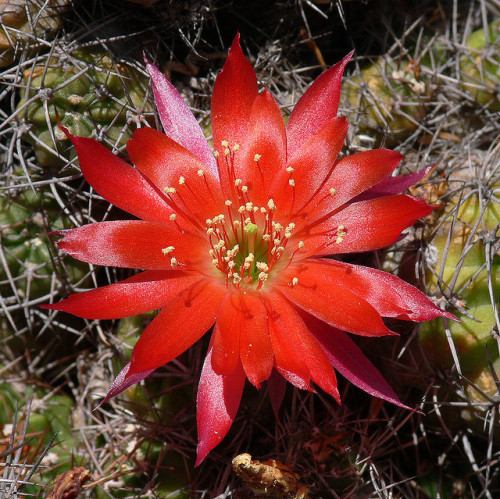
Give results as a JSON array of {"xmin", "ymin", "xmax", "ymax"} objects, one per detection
[
  {"xmin": 206, "ymin": 193, "xmax": 302, "ymax": 289},
  {"xmin": 159, "ymin": 139, "xmax": 348, "ymax": 289}
]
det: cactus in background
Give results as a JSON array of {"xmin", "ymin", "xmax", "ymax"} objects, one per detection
[
  {"xmin": 460, "ymin": 20, "xmax": 500, "ymax": 111},
  {"xmin": 419, "ymin": 168, "xmax": 500, "ymax": 404},
  {"xmin": 342, "ymin": 56, "xmax": 428, "ymax": 146},
  {"xmin": 0, "ymin": 187, "xmax": 88, "ymax": 300},
  {"xmin": 17, "ymin": 48, "xmax": 152, "ymax": 170},
  {"xmin": 0, "ymin": 0, "xmax": 70, "ymax": 67}
]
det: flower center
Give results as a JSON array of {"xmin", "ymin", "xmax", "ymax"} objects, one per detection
[{"xmin": 206, "ymin": 195, "xmax": 302, "ymax": 289}]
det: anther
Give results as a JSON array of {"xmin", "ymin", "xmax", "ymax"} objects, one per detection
[
  {"xmin": 214, "ymin": 151, "xmax": 220, "ymax": 158},
  {"xmin": 267, "ymin": 199, "xmax": 276, "ymax": 211},
  {"xmin": 198, "ymin": 169, "xmax": 205, "ymax": 176},
  {"xmin": 289, "ymin": 179, "xmax": 295, "ymax": 187},
  {"xmin": 164, "ymin": 187, "xmax": 176, "ymax": 194},
  {"xmin": 179, "ymin": 176, "xmax": 185, "ymax": 185},
  {"xmin": 233, "ymin": 144, "xmax": 240, "ymax": 151},
  {"xmin": 329, "ymin": 187, "xmax": 337, "ymax": 196},
  {"xmin": 254, "ymin": 154, "xmax": 261, "ymax": 162},
  {"xmin": 286, "ymin": 166, "xmax": 294, "ymax": 173},
  {"xmin": 161, "ymin": 246, "xmax": 175, "ymax": 255},
  {"xmin": 225, "ymin": 200, "xmax": 233, "ymax": 206},
  {"xmin": 169, "ymin": 214, "xmax": 177, "ymax": 221},
  {"xmin": 292, "ymin": 277, "xmax": 299, "ymax": 286},
  {"xmin": 170, "ymin": 257, "xmax": 178, "ymax": 267},
  {"xmin": 224, "ymin": 148, "xmax": 230, "ymax": 156}
]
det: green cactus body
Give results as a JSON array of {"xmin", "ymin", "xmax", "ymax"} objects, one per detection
[
  {"xmin": 460, "ymin": 21, "xmax": 500, "ymax": 112},
  {"xmin": 419, "ymin": 181, "xmax": 500, "ymax": 400},
  {"xmin": 0, "ymin": 0, "xmax": 70, "ymax": 67},
  {"xmin": 342, "ymin": 57, "xmax": 428, "ymax": 146},
  {"xmin": 0, "ymin": 189, "xmax": 88, "ymax": 299},
  {"xmin": 17, "ymin": 49, "xmax": 152, "ymax": 170}
]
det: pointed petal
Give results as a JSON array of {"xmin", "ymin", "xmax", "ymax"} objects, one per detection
[
  {"xmin": 145, "ymin": 59, "xmax": 216, "ymax": 171},
  {"xmin": 99, "ymin": 362, "xmax": 155, "ymax": 406},
  {"xmin": 211, "ymin": 34, "xmax": 259, "ymax": 153},
  {"xmin": 56, "ymin": 220, "xmax": 209, "ymax": 270},
  {"xmin": 286, "ymin": 52, "xmax": 352, "ymax": 158},
  {"xmin": 236, "ymin": 89, "xmax": 286, "ymax": 206},
  {"xmin": 196, "ymin": 345, "xmax": 245, "ymax": 466},
  {"xmin": 307, "ymin": 315, "xmax": 411, "ymax": 409},
  {"xmin": 267, "ymin": 293, "xmax": 340, "ymax": 401},
  {"xmin": 273, "ymin": 116, "xmax": 348, "ymax": 215},
  {"xmin": 307, "ymin": 149, "xmax": 404, "ymax": 217},
  {"xmin": 127, "ymin": 278, "xmax": 225, "ymax": 375},
  {"xmin": 353, "ymin": 165, "xmax": 432, "ymax": 202},
  {"xmin": 267, "ymin": 370, "xmax": 286, "ymax": 420},
  {"xmin": 41, "ymin": 270, "xmax": 197, "ymax": 319},
  {"xmin": 211, "ymin": 304, "xmax": 240, "ymax": 376},
  {"xmin": 278, "ymin": 263, "xmax": 396, "ymax": 337},
  {"xmin": 61, "ymin": 128, "xmax": 172, "ymax": 222},
  {"xmin": 301, "ymin": 194, "xmax": 434, "ymax": 257},
  {"xmin": 127, "ymin": 127, "xmax": 224, "ymax": 223},
  {"xmin": 237, "ymin": 292, "xmax": 274, "ymax": 388},
  {"xmin": 302, "ymin": 259, "xmax": 456, "ymax": 321}
]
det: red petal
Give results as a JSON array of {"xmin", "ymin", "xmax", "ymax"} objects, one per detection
[
  {"xmin": 235, "ymin": 89, "xmax": 286, "ymax": 206},
  {"xmin": 286, "ymin": 52, "xmax": 352, "ymax": 158},
  {"xmin": 127, "ymin": 127, "xmax": 224, "ymax": 223},
  {"xmin": 353, "ymin": 165, "xmax": 432, "ymax": 202},
  {"xmin": 306, "ymin": 315, "xmax": 412, "ymax": 409},
  {"xmin": 273, "ymin": 116, "xmax": 348, "ymax": 215},
  {"xmin": 41, "ymin": 270, "xmax": 196, "ymax": 319},
  {"xmin": 211, "ymin": 298, "xmax": 240, "ymax": 376},
  {"xmin": 128, "ymin": 278, "xmax": 225, "ymax": 375},
  {"xmin": 57, "ymin": 220, "xmax": 209, "ymax": 270},
  {"xmin": 306, "ymin": 149, "xmax": 404, "ymax": 217},
  {"xmin": 211, "ymin": 35, "xmax": 259, "ymax": 154},
  {"xmin": 267, "ymin": 370, "xmax": 286, "ymax": 420},
  {"xmin": 278, "ymin": 263, "xmax": 396, "ymax": 337},
  {"xmin": 303, "ymin": 259, "xmax": 456, "ymax": 321},
  {"xmin": 145, "ymin": 59, "xmax": 217, "ymax": 171},
  {"xmin": 98, "ymin": 362, "xmax": 155, "ymax": 406},
  {"xmin": 301, "ymin": 194, "xmax": 434, "ymax": 257},
  {"xmin": 196, "ymin": 345, "xmax": 245, "ymax": 466},
  {"xmin": 63, "ymin": 130, "xmax": 172, "ymax": 222},
  {"xmin": 236, "ymin": 292, "xmax": 274, "ymax": 388},
  {"xmin": 267, "ymin": 293, "xmax": 340, "ymax": 401}
]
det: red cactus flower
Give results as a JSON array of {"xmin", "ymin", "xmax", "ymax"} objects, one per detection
[{"xmin": 42, "ymin": 35, "xmax": 454, "ymax": 465}]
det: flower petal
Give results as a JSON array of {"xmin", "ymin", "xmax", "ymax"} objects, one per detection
[
  {"xmin": 61, "ymin": 128, "xmax": 172, "ymax": 222},
  {"xmin": 306, "ymin": 315, "xmax": 411, "ymax": 409},
  {"xmin": 145, "ymin": 59, "xmax": 217, "ymax": 171},
  {"xmin": 267, "ymin": 293, "xmax": 340, "ymax": 401},
  {"xmin": 99, "ymin": 362, "xmax": 155, "ymax": 406},
  {"xmin": 214, "ymin": 292, "xmax": 274, "ymax": 387},
  {"xmin": 56, "ymin": 220, "xmax": 209, "ymax": 270},
  {"xmin": 286, "ymin": 52, "xmax": 352, "ymax": 158},
  {"xmin": 211, "ymin": 34, "xmax": 259, "ymax": 154},
  {"xmin": 307, "ymin": 259, "xmax": 455, "ymax": 321},
  {"xmin": 353, "ymin": 165, "xmax": 432, "ymax": 202},
  {"xmin": 196, "ymin": 345, "xmax": 245, "ymax": 466},
  {"xmin": 278, "ymin": 263, "xmax": 395, "ymax": 337},
  {"xmin": 127, "ymin": 278, "xmax": 225, "ymax": 376},
  {"xmin": 211, "ymin": 303, "xmax": 240, "ymax": 376},
  {"xmin": 237, "ymin": 292, "xmax": 274, "ymax": 388},
  {"xmin": 41, "ymin": 270, "xmax": 196, "ymax": 319},
  {"xmin": 301, "ymin": 194, "xmax": 434, "ymax": 256},
  {"xmin": 127, "ymin": 127, "xmax": 224, "ymax": 223},
  {"xmin": 308, "ymin": 149, "xmax": 404, "ymax": 216},
  {"xmin": 236, "ymin": 89, "xmax": 286, "ymax": 206},
  {"xmin": 267, "ymin": 370, "xmax": 286, "ymax": 420},
  {"xmin": 273, "ymin": 116, "xmax": 348, "ymax": 215}
]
